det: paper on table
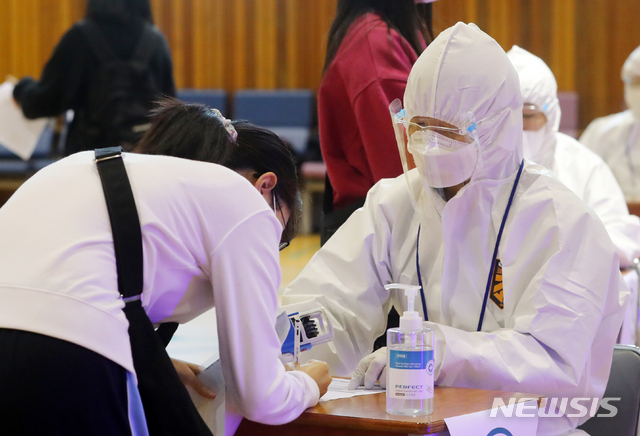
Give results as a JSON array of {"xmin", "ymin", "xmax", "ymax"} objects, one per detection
[
  {"xmin": 320, "ymin": 378, "xmax": 385, "ymax": 402},
  {"xmin": 0, "ymin": 81, "xmax": 47, "ymax": 160},
  {"xmin": 444, "ymin": 399, "xmax": 539, "ymax": 436},
  {"xmin": 188, "ymin": 358, "xmax": 244, "ymax": 436}
]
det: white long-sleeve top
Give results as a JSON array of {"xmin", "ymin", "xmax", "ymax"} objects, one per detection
[{"xmin": 0, "ymin": 151, "xmax": 318, "ymax": 424}]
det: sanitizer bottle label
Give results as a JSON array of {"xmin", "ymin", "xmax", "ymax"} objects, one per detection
[{"xmin": 388, "ymin": 349, "xmax": 434, "ymax": 399}]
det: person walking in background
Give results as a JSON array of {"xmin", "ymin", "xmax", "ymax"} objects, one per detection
[
  {"xmin": 580, "ymin": 45, "xmax": 640, "ymax": 203},
  {"xmin": 318, "ymin": 0, "xmax": 435, "ymax": 245},
  {"xmin": 12, "ymin": 0, "xmax": 176, "ymax": 156}
]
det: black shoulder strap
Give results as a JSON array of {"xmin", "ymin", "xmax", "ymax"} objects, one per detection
[
  {"xmin": 95, "ymin": 147, "xmax": 179, "ymax": 345},
  {"xmin": 79, "ymin": 20, "xmax": 118, "ymax": 65},
  {"xmin": 95, "ymin": 147, "xmax": 143, "ymax": 300},
  {"xmin": 95, "ymin": 148, "xmax": 212, "ymax": 435},
  {"xmin": 131, "ymin": 24, "xmax": 159, "ymax": 65}
]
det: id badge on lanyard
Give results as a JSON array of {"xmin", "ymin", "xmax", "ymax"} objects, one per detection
[{"xmin": 415, "ymin": 160, "xmax": 524, "ymax": 332}]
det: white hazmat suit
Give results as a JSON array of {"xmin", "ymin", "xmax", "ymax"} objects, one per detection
[
  {"xmin": 508, "ymin": 45, "xmax": 640, "ymax": 345},
  {"xmin": 283, "ymin": 23, "xmax": 627, "ymax": 436},
  {"xmin": 580, "ymin": 45, "xmax": 640, "ymax": 202}
]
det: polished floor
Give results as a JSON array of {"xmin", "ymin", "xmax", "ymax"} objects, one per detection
[{"xmin": 279, "ymin": 233, "xmax": 321, "ymax": 292}]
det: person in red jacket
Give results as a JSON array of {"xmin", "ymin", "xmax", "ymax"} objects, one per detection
[{"xmin": 319, "ymin": 0, "xmax": 435, "ymax": 245}]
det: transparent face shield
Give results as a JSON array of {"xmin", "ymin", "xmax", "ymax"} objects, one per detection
[
  {"xmin": 390, "ymin": 99, "xmax": 481, "ymax": 206},
  {"xmin": 522, "ymin": 103, "xmax": 548, "ymax": 132},
  {"xmin": 521, "ymin": 102, "xmax": 555, "ymax": 166}
]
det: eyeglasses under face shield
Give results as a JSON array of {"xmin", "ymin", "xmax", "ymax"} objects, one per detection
[
  {"xmin": 624, "ymin": 76, "xmax": 640, "ymax": 86},
  {"xmin": 389, "ymin": 99, "xmax": 477, "ymax": 146},
  {"xmin": 522, "ymin": 103, "xmax": 548, "ymax": 131},
  {"xmin": 389, "ymin": 98, "xmax": 481, "ymax": 189}
]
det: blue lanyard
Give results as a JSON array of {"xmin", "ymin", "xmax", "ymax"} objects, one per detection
[{"xmin": 416, "ymin": 159, "xmax": 525, "ymax": 331}]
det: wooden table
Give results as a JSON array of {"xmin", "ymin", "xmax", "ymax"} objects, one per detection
[{"xmin": 235, "ymin": 386, "xmax": 543, "ymax": 436}]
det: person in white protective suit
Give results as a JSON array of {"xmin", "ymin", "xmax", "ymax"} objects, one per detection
[
  {"xmin": 507, "ymin": 45, "xmax": 640, "ymax": 345},
  {"xmin": 580, "ymin": 45, "xmax": 640, "ymax": 202},
  {"xmin": 282, "ymin": 23, "xmax": 627, "ymax": 436}
]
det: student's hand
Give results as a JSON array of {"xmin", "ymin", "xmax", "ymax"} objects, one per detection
[
  {"xmin": 295, "ymin": 359, "xmax": 332, "ymax": 398},
  {"xmin": 171, "ymin": 358, "xmax": 217, "ymax": 399},
  {"xmin": 348, "ymin": 347, "xmax": 387, "ymax": 390}
]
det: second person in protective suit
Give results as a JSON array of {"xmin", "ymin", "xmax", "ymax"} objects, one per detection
[
  {"xmin": 507, "ymin": 45, "xmax": 640, "ymax": 345},
  {"xmin": 580, "ymin": 45, "xmax": 640, "ymax": 202},
  {"xmin": 283, "ymin": 22, "xmax": 627, "ymax": 436}
]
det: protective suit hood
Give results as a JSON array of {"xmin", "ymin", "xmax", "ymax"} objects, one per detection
[
  {"xmin": 404, "ymin": 22, "xmax": 523, "ymax": 183},
  {"xmin": 507, "ymin": 45, "xmax": 561, "ymax": 168},
  {"xmin": 623, "ymin": 46, "xmax": 640, "ymax": 120},
  {"xmin": 622, "ymin": 45, "xmax": 640, "ymax": 83}
]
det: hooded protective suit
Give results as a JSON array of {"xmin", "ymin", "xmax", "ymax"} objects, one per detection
[
  {"xmin": 507, "ymin": 46, "xmax": 640, "ymax": 267},
  {"xmin": 283, "ymin": 23, "xmax": 627, "ymax": 436},
  {"xmin": 509, "ymin": 46, "xmax": 640, "ymax": 345},
  {"xmin": 580, "ymin": 45, "xmax": 640, "ymax": 202}
]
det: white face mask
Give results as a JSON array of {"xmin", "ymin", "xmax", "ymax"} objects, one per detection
[
  {"xmin": 408, "ymin": 130, "xmax": 479, "ymax": 188},
  {"xmin": 625, "ymin": 85, "xmax": 640, "ymax": 121},
  {"xmin": 521, "ymin": 129, "xmax": 547, "ymax": 164}
]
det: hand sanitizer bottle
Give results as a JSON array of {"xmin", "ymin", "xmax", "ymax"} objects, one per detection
[{"xmin": 385, "ymin": 284, "xmax": 434, "ymax": 416}]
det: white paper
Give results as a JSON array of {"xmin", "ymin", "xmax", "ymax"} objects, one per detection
[
  {"xmin": 444, "ymin": 399, "xmax": 539, "ymax": 436},
  {"xmin": 320, "ymin": 378, "xmax": 385, "ymax": 402},
  {"xmin": 166, "ymin": 309, "xmax": 219, "ymax": 366},
  {"xmin": 188, "ymin": 356, "xmax": 243, "ymax": 436},
  {"xmin": 167, "ymin": 309, "xmax": 245, "ymax": 434},
  {"xmin": 188, "ymin": 359, "xmax": 227, "ymax": 436},
  {"xmin": 0, "ymin": 81, "xmax": 47, "ymax": 160}
]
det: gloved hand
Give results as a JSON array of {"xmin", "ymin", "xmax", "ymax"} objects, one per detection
[{"xmin": 347, "ymin": 347, "xmax": 387, "ymax": 390}]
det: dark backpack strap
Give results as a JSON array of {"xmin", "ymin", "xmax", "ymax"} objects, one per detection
[
  {"xmin": 95, "ymin": 147, "xmax": 143, "ymax": 300},
  {"xmin": 156, "ymin": 322, "xmax": 179, "ymax": 347},
  {"xmin": 78, "ymin": 20, "xmax": 118, "ymax": 65},
  {"xmin": 95, "ymin": 147, "xmax": 214, "ymax": 435},
  {"xmin": 131, "ymin": 24, "xmax": 160, "ymax": 65}
]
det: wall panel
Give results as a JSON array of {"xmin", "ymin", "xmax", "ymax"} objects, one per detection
[
  {"xmin": 432, "ymin": 0, "xmax": 640, "ymax": 130},
  {"xmin": 2, "ymin": 0, "xmax": 640, "ymax": 130}
]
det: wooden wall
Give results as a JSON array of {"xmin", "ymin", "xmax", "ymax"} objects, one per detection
[
  {"xmin": 2, "ymin": 0, "xmax": 640, "ymax": 130},
  {"xmin": 0, "ymin": 0, "xmax": 337, "ymax": 91},
  {"xmin": 149, "ymin": 0, "xmax": 337, "ymax": 90},
  {"xmin": 432, "ymin": 0, "xmax": 640, "ymax": 131}
]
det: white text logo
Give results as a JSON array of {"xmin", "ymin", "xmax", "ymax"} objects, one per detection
[{"xmin": 489, "ymin": 397, "xmax": 620, "ymax": 418}]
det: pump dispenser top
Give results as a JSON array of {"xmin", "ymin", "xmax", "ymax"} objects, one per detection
[{"xmin": 384, "ymin": 283, "xmax": 423, "ymax": 330}]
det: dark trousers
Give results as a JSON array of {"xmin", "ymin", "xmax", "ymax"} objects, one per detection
[{"xmin": 0, "ymin": 328, "xmax": 133, "ymax": 436}]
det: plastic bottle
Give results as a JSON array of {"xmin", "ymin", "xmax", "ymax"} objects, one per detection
[{"xmin": 384, "ymin": 284, "xmax": 434, "ymax": 416}]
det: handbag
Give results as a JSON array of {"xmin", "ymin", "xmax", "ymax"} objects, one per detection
[{"xmin": 95, "ymin": 146, "xmax": 213, "ymax": 436}]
